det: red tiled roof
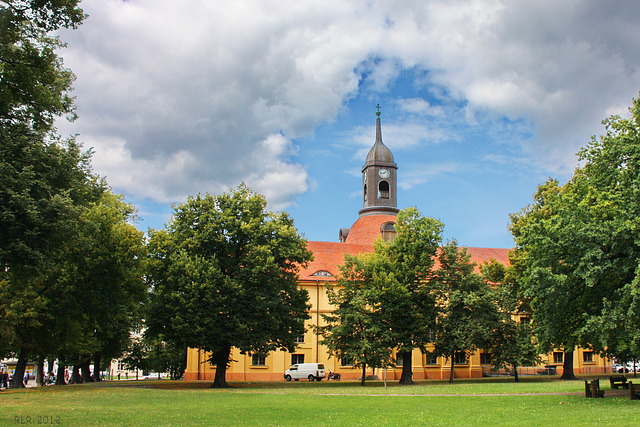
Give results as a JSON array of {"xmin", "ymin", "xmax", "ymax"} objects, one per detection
[
  {"xmin": 464, "ymin": 247, "xmax": 511, "ymax": 267},
  {"xmin": 344, "ymin": 214, "xmax": 397, "ymax": 245},
  {"xmin": 299, "ymin": 241, "xmax": 373, "ymax": 281},
  {"xmin": 298, "ymin": 215, "xmax": 511, "ymax": 281}
]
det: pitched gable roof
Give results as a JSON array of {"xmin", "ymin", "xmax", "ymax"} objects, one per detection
[{"xmin": 299, "ymin": 241, "xmax": 372, "ymax": 281}]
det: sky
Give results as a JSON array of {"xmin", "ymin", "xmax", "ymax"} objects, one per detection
[{"xmin": 55, "ymin": 0, "xmax": 640, "ymax": 248}]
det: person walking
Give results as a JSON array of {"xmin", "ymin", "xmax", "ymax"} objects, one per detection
[{"xmin": 0, "ymin": 369, "xmax": 7, "ymax": 388}]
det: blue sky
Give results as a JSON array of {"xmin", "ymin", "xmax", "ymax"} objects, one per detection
[{"xmin": 56, "ymin": 0, "xmax": 640, "ymax": 248}]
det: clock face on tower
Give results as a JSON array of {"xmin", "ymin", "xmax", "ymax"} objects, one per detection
[{"xmin": 378, "ymin": 168, "xmax": 390, "ymax": 178}]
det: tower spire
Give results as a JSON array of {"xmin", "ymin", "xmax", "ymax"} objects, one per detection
[
  {"xmin": 375, "ymin": 104, "xmax": 382, "ymax": 143},
  {"xmin": 358, "ymin": 105, "xmax": 399, "ymax": 217}
]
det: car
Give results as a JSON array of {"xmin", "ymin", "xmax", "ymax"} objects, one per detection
[
  {"xmin": 142, "ymin": 373, "xmax": 163, "ymax": 380},
  {"xmin": 626, "ymin": 362, "xmax": 640, "ymax": 372},
  {"xmin": 284, "ymin": 363, "xmax": 325, "ymax": 382}
]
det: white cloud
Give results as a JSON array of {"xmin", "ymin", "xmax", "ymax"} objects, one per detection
[
  {"xmin": 397, "ymin": 98, "xmax": 445, "ymax": 117},
  {"xmin": 399, "ymin": 162, "xmax": 465, "ymax": 190},
  {"xmin": 56, "ymin": 0, "xmax": 640, "ymax": 211}
]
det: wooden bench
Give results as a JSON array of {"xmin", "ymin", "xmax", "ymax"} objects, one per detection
[
  {"xmin": 630, "ymin": 381, "xmax": 640, "ymax": 400},
  {"xmin": 585, "ymin": 379, "xmax": 604, "ymax": 398},
  {"xmin": 609, "ymin": 375, "xmax": 629, "ymax": 389}
]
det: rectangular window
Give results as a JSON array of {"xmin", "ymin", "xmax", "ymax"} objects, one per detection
[
  {"xmin": 294, "ymin": 318, "xmax": 305, "ymax": 343},
  {"xmin": 424, "ymin": 351, "xmax": 438, "ymax": 365},
  {"xmin": 520, "ymin": 317, "xmax": 531, "ymax": 325},
  {"xmin": 553, "ymin": 352, "xmax": 564, "ymax": 364},
  {"xmin": 340, "ymin": 355, "xmax": 353, "ymax": 366},
  {"xmin": 480, "ymin": 352, "xmax": 492, "ymax": 365},
  {"xmin": 454, "ymin": 352, "xmax": 468, "ymax": 365},
  {"xmin": 291, "ymin": 354, "xmax": 304, "ymax": 365},
  {"xmin": 252, "ymin": 354, "xmax": 266, "ymax": 366},
  {"xmin": 396, "ymin": 354, "xmax": 403, "ymax": 367},
  {"xmin": 583, "ymin": 351, "xmax": 594, "ymax": 363}
]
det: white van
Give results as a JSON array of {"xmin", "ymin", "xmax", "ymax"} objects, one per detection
[{"xmin": 284, "ymin": 363, "xmax": 325, "ymax": 381}]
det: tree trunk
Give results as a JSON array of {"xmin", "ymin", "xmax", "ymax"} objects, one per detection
[
  {"xmin": 81, "ymin": 357, "xmax": 94, "ymax": 382},
  {"xmin": 360, "ymin": 363, "xmax": 366, "ymax": 386},
  {"xmin": 47, "ymin": 357, "xmax": 55, "ymax": 378},
  {"xmin": 211, "ymin": 345, "xmax": 231, "ymax": 388},
  {"xmin": 36, "ymin": 355, "xmax": 45, "ymax": 387},
  {"xmin": 449, "ymin": 351, "xmax": 455, "ymax": 384},
  {"xmin": 55, "ymin": 357, "xmax": 67, "ymax": 386},
  {"xmin": 10, "ymin": 348, "xmax": 29, "ymax": 389},
  {"xmin": 560, "ymin": 350, "xmax": 577, "ymax": 380},
  {"xmin": 399, "ymin": 351, "xmax": 414, "ymax": 385},
  {"xmin": 513, "ymin": 364, "xmax": 519, "ymax": 382},
  {"xmin": 72, "ymin": 363, "xmax": 81, "ymax": 383},
  {"xmin": 93, "ymin": 354, "xmax": 102, "ymax": 382}
]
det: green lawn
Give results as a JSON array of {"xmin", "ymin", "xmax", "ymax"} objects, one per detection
[{"xmin": 1, "ymin": 377, "xmax": 639, "ymax": 426}]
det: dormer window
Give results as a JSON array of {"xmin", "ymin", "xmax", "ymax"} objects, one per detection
[
  {"xmin": 311, "ymin": 270, "xmax": 333, "ymax": 277},
  {"xmin": 381, "ymin": 221, "xmax": 396, "ymax": 242}
]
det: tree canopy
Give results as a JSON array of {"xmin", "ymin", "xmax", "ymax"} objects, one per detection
[
  {"xmin": 431, "ymin": 241, "xmax": 501, "ymax": 383},
  {"xmin": 146, "ymin": 185, "xmax": 313, "ymax": 388},
  {"xmin": 510, "ymin": 94, "xmax": 640, "ymax": 378},
  {"xmin": 1, "ymin": 1, "xmax": 147, "ymax": 387},
  {"xmin": 320, "ymin": 252, "xmax": 395, "ymax": 386},
  {"xmin": 320, "ymin": 207, "xmax": 442, "ymax": 385}
]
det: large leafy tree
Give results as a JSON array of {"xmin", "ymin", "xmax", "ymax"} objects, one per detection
[
  {"xmin": 510, "ymin": 94, "xmax": 640, "ymax": 378},
  {"xmin": 377, "ymin": 207, "xmax": 443, "ymax": 384},
  {"xmin": 432, "ymin": 241, "xmax": 501, "ymax": 383},
  {"xmin": 323, "ymin": 208, "xmax": 442, "ymax": 385},
  {"xmin": 0, "ymin": 137, "xmax": 103, "ymax": 388},
  {"xmin": 320, "ymin": 253, "xmax": 395, "ymax": 386},
  {"xmin": 0, "ymin": 0, "xmax": 86, "ymax": 268},
  {"xmin": 0, "ymin": 0, "xmax": 89, "ymax": 387},
  {"xmin": 481, "ymin": 259, "xmax": 540, "ymax": 382},
  {"xmin": 57, "ymin": 191, "xmax": 147, "ymax": 382},
  {"xmin": 146, "ymin": 185, "xmax": 313, "ymax": 388}
]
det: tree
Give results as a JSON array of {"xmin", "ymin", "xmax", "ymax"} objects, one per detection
[
  {"xmin": 144, "ymin": 335, "xmax": 187, "ymax": 380},
  {"xmin": 146, "ymin": 185, "xmax": 313, "ymax": 388},
  {"xmin": 319, "ymin": 253, "xmax": 395, "ymax": 386},
  {"xmin": 375, "ymin": 207, "xmax": 443, "ymax": 384},
  {"xmin": 0, "ymin": 0, "xmax": 89, "ymax": 388},
  {"xmin": 480, "ymin": 258, "xmax": 540, "ymax": 382},
  {"xmin": 509, "ymin": 94, "xmax": 640, "ymax": 378},
  {"xmin": 322, "ymin": 207, "xmax": 442, "ymax": 385},
  {"xmin": 431, "ymin": 241, "xmax": 501, "ymax": 383},
  {"xmin": 0, "ymin": 1, "xmax": 84, "ymax": 132},
  {"xmin": 121, "ymin": 336, "xmax": 147, "ymax": 381},
  {"xmin": 74, "ymin": 191, "xmax": 147, "ymax": 381},
  {"xmin": 0, "ymin": 138, "xmax": 103, "ymax": 388}
]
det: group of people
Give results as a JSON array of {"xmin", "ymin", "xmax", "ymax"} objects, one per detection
[{"xmin": 0, "ymin": 369, "xmax": 59, "ymax": 388}]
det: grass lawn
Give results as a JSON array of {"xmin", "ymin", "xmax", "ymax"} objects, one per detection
[{"xmin": 1, "ymin": 377, "xmax": 639, "ymax": 426}]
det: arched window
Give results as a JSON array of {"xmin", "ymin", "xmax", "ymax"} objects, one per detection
[
  {"xmin": 363, "ymin": 184, "xmax": 367, "ymax": 204},
  {"xmin": 378, "ymin": 180, "xmax": 389, "ymax": 199},
  {"xmin": 381, "ymin": 221, "xmax": 396, "ymax": 242},
  {"xmin": 311, "ymin": 270, "xmax": 333, "ymax": 277}
]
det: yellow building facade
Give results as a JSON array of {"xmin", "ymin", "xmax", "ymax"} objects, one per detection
[{"xmin": 184, "ymin": 113, "xmax": 610, "ymax": 382}]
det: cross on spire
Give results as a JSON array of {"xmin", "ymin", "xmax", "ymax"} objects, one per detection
[{"xmin": 376, "ymin": 104, "xmax": 381, "ymax": 117}]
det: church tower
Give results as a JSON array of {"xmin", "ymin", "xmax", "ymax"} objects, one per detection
[{"xmin": 359, "ymin": 106, "xmax": 399, "ymax": 217}]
